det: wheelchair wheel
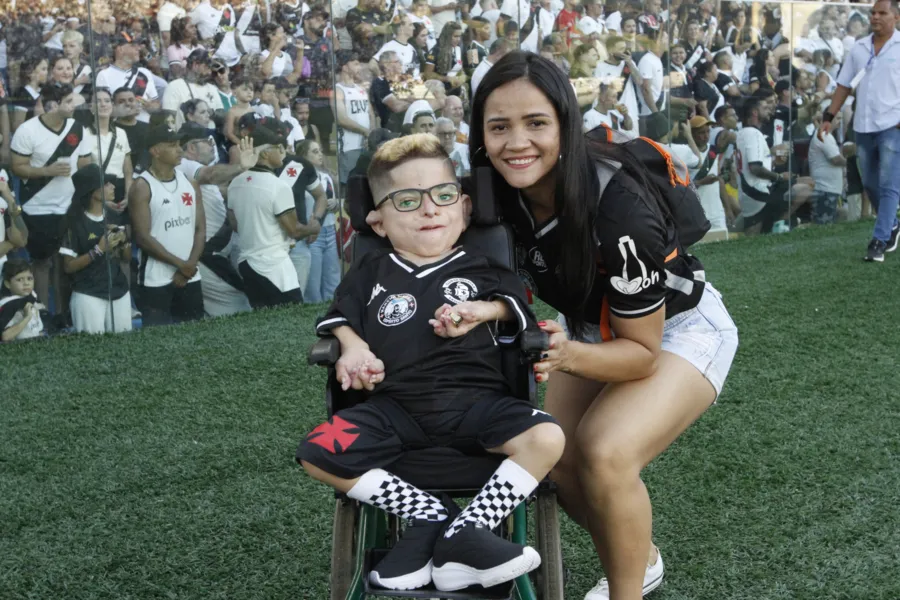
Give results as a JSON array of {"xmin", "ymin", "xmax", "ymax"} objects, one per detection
[
  {"xmin": 330, "ymin": 498, "xmax": 357, "ymax": 600},
  {"xmin": 534, "ymin": 492, "xmax": 565, "ymax": 600}
]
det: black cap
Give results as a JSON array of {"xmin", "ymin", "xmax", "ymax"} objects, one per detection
[
  {"xmin": 237, "ymin": 111, "xmax": 261, "ymax": 132},
  {"xmin": 775, "ymin": 80, "xmax": 790, "ymax": 95},
  {"xmin": 251, "ymin": 126, "xmax": 287, "ymax": 148},
  {"xmin": 72, "ymin": 164, "xmax": 116, "ymax": 205},
  {"xmin": 187, "ymin": 48, "xmax": 211, "ymax": 66},
  {"xmin": 180, "ymin": 122, "xmax": 211, "ymax": 144},
  {"xmin": 146, "ymin": 125, "xmax": 183, "ymax": 148}
]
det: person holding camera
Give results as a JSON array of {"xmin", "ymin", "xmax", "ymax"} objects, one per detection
[{"xmin": 60, "ymin": 164, "xmax": 132, "ymax": 334}]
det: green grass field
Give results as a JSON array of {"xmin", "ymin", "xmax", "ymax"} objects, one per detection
[{"xmin": 2, "ymin": 220, "xmax": 898, "ymax": 600}]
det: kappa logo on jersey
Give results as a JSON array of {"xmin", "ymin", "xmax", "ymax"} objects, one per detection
[
  {"xmin": 378, "ymin": 293, "xmax": 417, "ymax": 326},
  {"xmin": 529, "ymin": 247, "xmax": 548, "ymax": 272},
  {"xmin": 163, "ymin": 198, "xmax": 171, "ymax": 204},
  {"xmin": 368, "ymin": 283, "xmax": 387, "ymax": 306},
  {"xmin": 609, "ymin": 235, "xmax": 659, "ymax": 295},
  {"xmin": 442, "ymin": 278, "xmax": 477, "ymax": 304}
]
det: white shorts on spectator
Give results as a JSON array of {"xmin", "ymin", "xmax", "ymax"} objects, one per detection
[{"xmin": 70, "ymin": 291, "xmax": 133, "ymax": 334}]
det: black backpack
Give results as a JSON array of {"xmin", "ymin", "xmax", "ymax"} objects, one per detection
[{"xmin": 586, "ymin": 124, "xmax": 711, "ymax": 247}]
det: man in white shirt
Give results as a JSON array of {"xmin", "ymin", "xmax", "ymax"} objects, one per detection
[
  {"xmin": 10, "ymin": 84, "xmax": 91, "ymax": 313},
  {"xmin": 736, "ymin": 97, "xmax": 792, "ymax": 235},
  {"xmin": 95, "ymin": 32, "xmax": 161, "ymax": 123},
  {"xmin": 636, "ymin": 28, "xmax": 668, "ymax": 140},
  {"xmin": 178, "ymin": 123, "xmax": 255, "ymax": 317},
  {"xmin": 443, "ymin": 95, "xmax": 469, "ymax": 142},
  {"xmin": 435, "ymin": 117, "xmax": 470, "ymax": 177},
  {"xmin": 471, "ymin": 39, "xmax": 511, "ymax": 99},
  {"xmin": 372, "ymin": 16, "xmax": 418, "ymax": 77},
  {"xmin": 822, "ymin": 0, "xmax": 900, "ymax": 262},
  {"xmin": 163, "ymin": 49, "xmax": 224, "ymax": 130},
  {"xmin": 227, "ymin": 126, "xmax": 310, "ymax": 308},
  {"xmin": 686, "ymin": 116, "xmax": 728, "ymax": 232}
]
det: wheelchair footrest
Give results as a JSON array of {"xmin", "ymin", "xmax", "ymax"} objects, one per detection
[{"xmin": 363, "ymin": 548, "xmax": 516, "ymax": 599}]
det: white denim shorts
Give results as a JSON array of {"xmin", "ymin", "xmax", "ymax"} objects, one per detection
[{"xmin": 558, "ymin": 283, "xmax": 739, "ymax": 398}]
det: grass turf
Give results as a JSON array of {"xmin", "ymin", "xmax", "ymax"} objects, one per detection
[{"xmin": 1, "ymin": 220, "xmax": 898, "ymax": 600}]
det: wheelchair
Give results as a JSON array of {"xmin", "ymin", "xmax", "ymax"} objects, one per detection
[{"xmin": 307, "ymin": 170, "xmax": 566, "ymax": 600}]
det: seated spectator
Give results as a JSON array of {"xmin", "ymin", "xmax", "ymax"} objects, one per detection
[
  {"xmin": 292, "ymin": 98, "xmax": 322, "ymax": 147},
  {"xmin": 48, "ymin": 56, "xmax": 87, "ymax": 108},
  {"xmin": 0, "ymin": 258, "xmax": 46, "ymax": 341},
  {"xmin": 259, "ymin": 23, "xmax": 299, "ymax": 82},
  {"xmin": 423, "ymin": 23, "xmax": 467, "ymax": 96},
  {"xmin": 443, "ymin": 95, "xmax": 469, "ymax": 142},
  {"xmin": 694, "ymin": 60, "xmax": 725, "ymax": 117},
  {"xmin": 808, "ymin": 113, "xmax": 854, "ymax": 225},
  {"xmin": 60, "ymin": 165, "xmax": 132, "ymax": 334},
  {"xmin": 372, "ymin": 15, "xmax": 419, "ymax": 78},
  {"xmin": 685, "ymin": 116, "xmax": 730, "ymax": 233},
  {"xmin": 570, "ymin": 44, "xmax": 600, "ymax": 79},
  {"xmin": 225, "ymin": 76, "xmax": 255, "ymax": 146},
  {"xmin": 297, "ymin": 133, "xmax": 563, "ymax": 593},
  {"xmin": 166, "ymin": 17, "xmax": 204, "ymax": 79},
  {"xmin": 163, "ymin": 49, "xmax": 223, "ymax": 130},
  {"xmin": 583, "ymin": 83, "xmax": 632, "ymax": 133},
  {"xmin": 434, "ymin": 117, "xmax": 470, "ymax": 178}
]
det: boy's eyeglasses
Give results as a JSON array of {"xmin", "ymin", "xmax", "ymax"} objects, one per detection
[{"xmin": 376, "ymin": 182, "xmax": 461, "ymax": 212}]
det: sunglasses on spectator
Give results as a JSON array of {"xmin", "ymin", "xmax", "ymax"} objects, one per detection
[
  {"xmin": 211, "ymin": 62, "xmax": 226, "ymax": 74},
  {"xmin": 376, "ymin": 183, "xmax": 461, "ymax": 212}
]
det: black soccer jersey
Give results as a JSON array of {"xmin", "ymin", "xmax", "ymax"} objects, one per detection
[
  {"xmin": 316, "ymin": 247, "xmax": 534, "ymax": 410},
  {"xmin": 59, "ymin": 213, "xmax": 130, "ymax": 301},
  {"xmin": 506, "ymin": 169, "xmax": 706, "ymax": 324}
]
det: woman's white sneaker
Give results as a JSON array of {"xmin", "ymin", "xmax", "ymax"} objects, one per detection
[{"xmin": 584, "ymin": 550, "xmax": 664, "ymax": 600}]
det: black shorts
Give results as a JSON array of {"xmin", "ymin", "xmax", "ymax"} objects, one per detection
[
  {"xmin": 238, "ymin": 261, "xmax": 303, "ymax": 308},
  {"xmin": 743, "ymin": 180, "xmax": 789, "ymax": 233},
  {"xmin": 138, "ymin": 280, "xmax": 204, "ymax": 326},
  {"xmin": 297, "ymin": 396, "xmax": 558, "ymax": 480},
  {"xmin": 22, "ymin": 213, "xmax": 65, "ymax": 260}
]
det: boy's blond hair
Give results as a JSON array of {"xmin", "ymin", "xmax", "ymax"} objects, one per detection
[{"xmin": 367, "ymin": 134, "xmax": 455, "ymax": 201}]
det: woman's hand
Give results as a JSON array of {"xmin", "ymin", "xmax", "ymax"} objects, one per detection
[
  {"xmin": 429, "ymin": 301, "xmax": 499, "ymax": 338},
  {"xmin": 531, "ymin": 320, "xmax": 573, "ymax": 383},
  {"xmin": 336, "ymin": 346, "xmax": 385, "ymax": 391}
]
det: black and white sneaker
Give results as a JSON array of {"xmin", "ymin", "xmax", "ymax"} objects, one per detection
[
  {"xmin": 369, "ymin": 499, "xmax": 460, "ymax": 590},
  {"xmin": 431, "ymin": 524, "xmax": 541, "ymax": 591},
  {"xmin": 865, "ymin": 238, "xmax": 887, "ymax": 263},
  {"xmin": 369, "ymin": 518, "xmax": 446, "ymax": 590},
  {"xmin": 886, "ymin": 223, "xmax": 900, "ymax": 253}
]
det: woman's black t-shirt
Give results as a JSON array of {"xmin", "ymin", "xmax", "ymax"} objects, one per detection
[
  {"xmin": 506, "ymin": 168, "xmax": 705, "ymax": 326},
  {"xmin": 60, "ymin": 213, "xmax": 130, "ymax": 301}
]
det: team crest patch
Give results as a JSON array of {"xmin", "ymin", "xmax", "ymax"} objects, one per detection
[
  {"xmin": 529, "ymin": 247, "xmax": 548, "ymax": 272},
  {"xmin": 518, "ymin": 269, "xmax": 537, "ymax": 293},
  {"xmin": 442, "ymin": 277, "xmax": 477, "ymax": 304},
  {"xmin": 378, "ymin": 293, "xmax": 417, "ymax": 326}
]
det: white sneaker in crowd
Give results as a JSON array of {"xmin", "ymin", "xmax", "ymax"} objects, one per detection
[{"xmin": 583, "ymin": 549, "xmax": 664, "ymax": 600}]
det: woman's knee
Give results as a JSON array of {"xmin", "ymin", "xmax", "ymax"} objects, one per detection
[{"xmin": 574, "ymin": 428, "xmax": 643, "ymax": 486}]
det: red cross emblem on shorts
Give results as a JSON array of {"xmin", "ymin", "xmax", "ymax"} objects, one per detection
[
  {"xmin": 246, "ymin": 176, "xmax": 253, "ymax": 181},
  {"xmin": 287, "ymin": 167, "xmax": 298, "ymax": 177},
  {"xmin": 181, "ymin": 192, "xmax": 193, "ymax": 206}
]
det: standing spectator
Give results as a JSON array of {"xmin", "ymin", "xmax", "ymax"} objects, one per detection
[
  {"xmin": 158, "ymin": 0, "xmax": 188, "ymax": 51},
  {"xmin": 346, "ymin": 0, "xmax": 390, "ymax": 63},
  {"xmin": 424, "ymin": 22, "xmax": 466, "ymax": 95},
  {"xmin": 77, "ymin": 88, "xmax": 133, "ymax": 227},
  {"xmin": 60, "ymin": 165, "xmax": 132, "ymax": 334},
  {"xmin": 636, "ymin": 28, "xmax": 668, "ymax": 141},
  {"xmin": 370, "ymin": 51, "xmax": 413, "ymax": 132},
  {"xmin": 292, "ymin": 97, "xmax": 322, "ymax": 146},
  {"xmin": 372, "ymin": 16, "xmax": 418, "ymax": 77},
  {"xmin": 295, "ymin": 139, "xmax": 340, "ymax": 304},
  {"xmin": 694, "ymin": 61, "xmax": 725, "ymax": 118},
  {"xmin": 130, "ymin": 125, "xmax": 206, "ymax": 326},
  {"xmin": 114, "ymin": 88, "xmax": 150, "ymax": 175},
  {"xmin": 163, "ymin": 49, "xmax": 223, "ymax": 130},
  {"xmin": 822, "ymin": 0, "xmax": 900, "ymax": 262},
  {"xmin": 471, "ymin": 40, "xmax": 510, "ymax": 103},
  {"xmin": 583, "ymin": 84, "xmax": 632, "ymax": 133},
  {"xmin": 334, "ymin": 52, "xmax": 373, "ymax": 185},
  {"xmin": 259, "ymin": 23, "xmax": 299, "ymax": 82},
  {"xmin": 9, "ymin": 55, "xmax": 47, "ymax": 132},
  {"xmin": 167, "ymin": 17, "xmax": 204, "ymax": 78},
  {"xmin": 61, "ymin": 30, "xmax": 92, "ymax": 97},
  {"xmin": 96, "ymin": 32, "xmax": 161, "ymax": 123},
  {"xmin": 0, "ymin": 170, "xmax": 28, "ymax": 272},
  {"xmin": 177, "ymin": 123, "xmax": 255, "ymax": 317},
  {"xmin": 297, "ymin": 9, "xmax": 334, "ymax": 153},
  {"xmin": 10, "ymin": 84, "xmax": 90, "ymax": 315},
  {"xmin": 227, "ymin": 127, "xmax": 310, "ymax": 308},
  {"xmin": 594, "ymin": 36, "xmax": 642, "ymax": 137}
]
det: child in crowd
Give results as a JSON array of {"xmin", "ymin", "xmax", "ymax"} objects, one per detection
[
  {"xmin": 297, "ymin": 134, "xmax": 565, "ymax": 592},
  {"xmin": 1, "ymin": 259, "xmax": 46, "ymax": 341},
  {"xmin": 225, "ymin": 76, "xmax": 255, "ymax": 146}
]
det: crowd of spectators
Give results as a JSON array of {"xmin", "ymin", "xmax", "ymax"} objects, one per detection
[{"xmin": 0, "ymin": 0, "xmax": 886, "ymax": 340}]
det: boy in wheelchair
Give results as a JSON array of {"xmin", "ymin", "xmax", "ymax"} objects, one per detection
[{"xmin": 297, "ymin": 134, "xmax": 566, "ymax": 593}]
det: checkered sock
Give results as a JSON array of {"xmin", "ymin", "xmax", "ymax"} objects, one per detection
[
  {"xmin": 444, "ymin": 459, "xmax": 538, "ymax": 538},
  {"xmin": 347, "ymin": 469, "xmax": 449, "ymax": 522}
]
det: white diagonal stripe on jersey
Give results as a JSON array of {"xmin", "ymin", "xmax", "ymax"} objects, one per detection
[
  {"xmin": 535, "ymin": 218, "xmax": 559, "ymax": 240},
  {"xmin": 389, "ymin": 253, "xmax": 415, "ymax": 273},
  {"xmin": 609, "ymin": 296, "xmax": 665, "ymax": 316},
  {"xmin": 316, "ymin": 317, "xmax": 348, "ymax": 331},
  {"xmin": 416, "ymin": 250, "xmax": 467, "ymax": 278}
]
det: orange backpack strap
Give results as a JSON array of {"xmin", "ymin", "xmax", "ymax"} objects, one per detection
[
  {"xmin": 639, "ymin": 137, "xmax": 692, "ymax": 188},
  {"xmin": 599, "ymin": 296, "xmax": 614, "ymax": 342}
]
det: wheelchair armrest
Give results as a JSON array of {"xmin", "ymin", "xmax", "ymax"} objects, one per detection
[
  {"xmin": 519, "ymin": 328, "xmax": 551, "ymax": 364},
  {"xmin": 308, "ymin": 336, "xmax": 341, "ymax": 367}
]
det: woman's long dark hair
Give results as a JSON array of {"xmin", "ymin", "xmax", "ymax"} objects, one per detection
[{"xmin": 468, "ymin": 51, "xmax": 666, "ymax": 335}]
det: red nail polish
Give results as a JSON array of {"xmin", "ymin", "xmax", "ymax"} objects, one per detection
[{"xmin": 538, "ymin": 321, "xmax": 546, "ymax": 326}]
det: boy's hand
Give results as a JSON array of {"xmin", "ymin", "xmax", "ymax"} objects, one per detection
[
  {"xmin": 336, "ymin": 347, "xmax": 385, "ymax": 391},
  {"xmin": 430, "ymin": 301, "xmax": 499, "ymax": 338},
  {"xmin": 23, "ymin": 303, "xmax": 35, "ymax": 321}
]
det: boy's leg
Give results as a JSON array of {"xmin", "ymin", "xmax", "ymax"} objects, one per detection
[
  {"xmin": 297, "ymin": 399, "xmax": 452, "ymax": 590},
  {"xmin": 432, "ymin": 398, "xmax": 565, "ymax": 591}
]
